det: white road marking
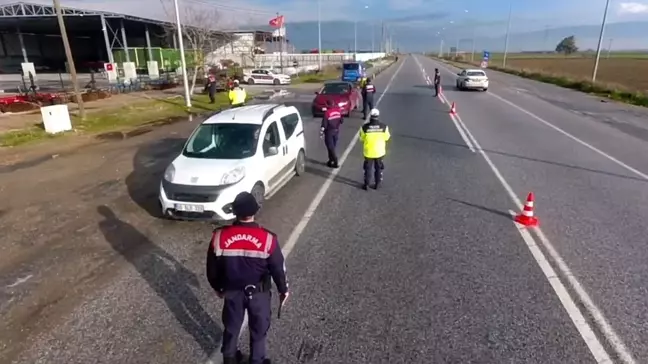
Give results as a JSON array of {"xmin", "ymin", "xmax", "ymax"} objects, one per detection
[
  {"xmin": 421, "ymin": 55, "xmax": 636, "ymax": 364},
  {"xmin": 433, "ymin": 58, "xmax": 648, "ymax": 182},
  {"xmin": 205, "ymin": 58, "xmax": 407, "ymax": 364},
  {"xmin": 412, "ymin": 56, "xmax": 475, "ymax": 152},
  {"xmin": 487, "ymin": 92, "xmax": 648, "ymax": 181},
  {"xmin": 7, "ymin": 274, "xmax": 33, "ymax": 288}
]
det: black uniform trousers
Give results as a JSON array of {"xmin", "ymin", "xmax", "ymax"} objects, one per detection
[
  {"xmin": 221, "ymin": 290, "xmax": 272, "ymax": 364},
  {"xmin": 434, "ymin": 83, "xmax": 440, "ymax": 96},
  {"xmin": 363, "ymin": 157, "xmax": 384, "ymax": 186},
  {"xmin": 362, "ymin": 96, "xmax": 374, "ymax": 118},
  {"xmin": 324, "ymin": 131, "xmax": 339, "ymax": 165},
  {"xmin": 208, "ymin": 84, "xmax": 216, "ymax": 103}
]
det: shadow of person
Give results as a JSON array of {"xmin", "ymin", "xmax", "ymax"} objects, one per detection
[{"xmin": 96, "ymin": 205, "xmax": 221, "ymax": 355}]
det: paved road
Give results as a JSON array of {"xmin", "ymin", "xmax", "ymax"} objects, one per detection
[{"xmin": 2, "ymin": 55, "xmax": 648, "ymax": 363}]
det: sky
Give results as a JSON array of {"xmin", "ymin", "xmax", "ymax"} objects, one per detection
[{"xmin": 4, "ymin": 0, "xmax": 648, "ymax": 50}]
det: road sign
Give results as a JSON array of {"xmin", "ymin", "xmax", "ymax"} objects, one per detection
[
  {"xmin": 480, "ymin": 60, "xmax": 488, "ymax": 69},
  {"xmin": 105, "ymin": 63, "xmax": 114, "ymax": 71},
  {"xmin": 482, "ymin": 51, "xmax": 490, "ymax": 61}
]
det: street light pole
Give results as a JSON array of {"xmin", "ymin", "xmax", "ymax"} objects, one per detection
[
  {"xmin": 317, "ymin": 0, "xmax": 322, "ymax": 70},
  {"xmin": 173, "ymin": 0, "xmax": 191, "ymax": 108},
  {"xmin": 592, "ymin": 0, "xmax": 611, "ymax": 83},
  {"xmin": 502, "ymin": 1, "xmax": 512, "ymax": 68}
]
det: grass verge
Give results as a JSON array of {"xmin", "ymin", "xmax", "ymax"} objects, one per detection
[
  {"xmin": 0, "ymin": 93, "xmax": 231, "ymax": 148},
  {"xmin": 434, "ymin": 56, "xmax": 648, "ymax": 108}
]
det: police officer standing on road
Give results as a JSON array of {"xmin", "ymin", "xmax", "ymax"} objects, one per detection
[
  {"xmin": 206, "ymin": 192, "xmax": 289, "ymax": 364},
  {"xmin": 361, "ymin": 77, "xmax": 376, "ymax": 120},
  {"xmin": 206, "ymin": 72, "xmax": 217, "ymax": 104},
  {"xmin": 433, "ymin": 68, "xmax": 441, "ymax": 97},
  {"xmin": 359, "ymin": 108, "xmax": 391, "ymax": 190},
  {"xmin": 320, "ymin": 99, "xmax": 344, "ymax": 168},
  {"xmin": 228, "ymin": 80, "xmax": 247, "ymax": 108}
]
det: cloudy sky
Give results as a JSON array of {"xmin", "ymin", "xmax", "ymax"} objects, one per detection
[
  {"xmin": 3, "ymin": 0, "xmax": 648, "ymax": 50},
  {"xmin": 8, "ymin": 0, "xmax": 648, "ymax": 29}
]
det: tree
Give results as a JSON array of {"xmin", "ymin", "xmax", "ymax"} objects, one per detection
[
  {"xmin": 555, "ymin": 36, "xmax": 578, "ymax": 55},
  {"xmin": 160, "ymin": 1, "xmax": 232, "ymax": 94}
]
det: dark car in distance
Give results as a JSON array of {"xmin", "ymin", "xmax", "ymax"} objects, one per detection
[{"xmin": 311, "ymin": 81, "xmax": 362, "ymax": 117}]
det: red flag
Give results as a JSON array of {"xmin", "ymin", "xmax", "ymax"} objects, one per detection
[{"xmin": 269, "ymin": 15, "xmax": 284, "ymax": 28}]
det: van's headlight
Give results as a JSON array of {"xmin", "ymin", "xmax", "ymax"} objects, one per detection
[
  {"xmin": 338, "ymin": 101, "xmax": 348, "ymax": 107},
  {"xmin": 221, "ymin": 166, "xmax": 246, "ymax": 185},
  {"xmin": 164, "ymin": 164, "xmax": 175, "ymax": 182}
]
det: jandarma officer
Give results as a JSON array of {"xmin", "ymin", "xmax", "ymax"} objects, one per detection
[{"xmin": 206, "ymin": 192, "xmax": 289, "ymax": 364}]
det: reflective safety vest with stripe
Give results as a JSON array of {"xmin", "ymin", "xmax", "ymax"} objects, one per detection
[
  {"xmin": 359, "ymin": 121, "xmax": 391, "ymax": 158},
  {"xmin": 228, "ymin": 88, "xmax": 247, "ymax": 105}
]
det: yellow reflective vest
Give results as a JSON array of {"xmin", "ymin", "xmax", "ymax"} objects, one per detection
[
  {"xmin": 228, "ymin": 87, "xmax": 247, "ymax": 105},
  {"xmin": 359, "ymin": 120, "xmax": 391, "ymax": 158},
  {"xmin": 359, "ymin": 77, "xmax": 367, "ymax": 88}
]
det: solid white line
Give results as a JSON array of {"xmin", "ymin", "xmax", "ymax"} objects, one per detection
[
  {"xmin": 487, "ymin": 92, "xmax": 648, "ymax": 181},
  {"xmin": 426, "ymin": 56, "xmax": 636, "ymax": 364},
  {"xmin": 508, "ymin": 210, "xmax": 614, "ymax": 364},
  {"xmin": 205, "ymin": 58, "xmax": 407, "ymax": 364},
  {"xmin": 412, "ymin": 55, "xmax": 475, "ymax": 153},
  {"xmin": 433, "ymin": 58, "xmax": 648, "ymax": 181}
]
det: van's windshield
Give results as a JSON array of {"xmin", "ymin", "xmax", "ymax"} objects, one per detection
[
  {"xmin": 183, "ymin": 123, "xmax": 261, "ymax": 159},
  {"xmin": 343, "ymin": 63, "xmax": 360, "ymax": 71}
]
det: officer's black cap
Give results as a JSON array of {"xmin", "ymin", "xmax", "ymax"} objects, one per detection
[{"xmin": 232, "ymin": 191, "xmax": 260, "ymax": 217}]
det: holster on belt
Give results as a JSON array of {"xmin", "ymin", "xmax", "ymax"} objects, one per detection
[{"xmin": 244, "ymin": 275, "xmax": 272, "ymax": 297}]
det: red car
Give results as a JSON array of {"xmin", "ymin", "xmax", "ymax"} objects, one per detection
[{"xmin": 311, "ymin": 81, "xmax": 361, "ymax": 117}]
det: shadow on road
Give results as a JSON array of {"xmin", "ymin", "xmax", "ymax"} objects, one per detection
[
  {"xmin": 97, "ymin": 205, "xmax": 221, "ymax": 355},
  {"xmin": 448, "ymin": 198, "xmax": 512, "ymax": 220},
  {"xmin": 305, "ymin": 158, "xmax": 364, "ymax": 189},
  {"xmin": 395, "ymin": 133, "xmax": 648, "ymax": 183},
  {"xmin": 126, "ymin": 137, "xmax": 186, "ymax": 218}
]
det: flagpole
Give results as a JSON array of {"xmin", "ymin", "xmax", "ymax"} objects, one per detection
[{"xmin": 277, "ymin": 12, "xmax": 283, "ymax": 73}]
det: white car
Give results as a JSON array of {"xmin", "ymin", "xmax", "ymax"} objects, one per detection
[
  {"xmin": 159, "ymin": 103, "xmax": 307, "ymax": 221},
  {"xmin": 244, "ymin": 69, "xmax": 291, "ymax": 86},
  {"xmin": 456, "ymin": 68, "xmax": 489, "ymax": 91}
]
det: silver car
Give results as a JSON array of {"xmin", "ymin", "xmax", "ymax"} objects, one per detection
[{"xmin": 456, "ymin": 68, "xmax": 489, "ymax": 91}]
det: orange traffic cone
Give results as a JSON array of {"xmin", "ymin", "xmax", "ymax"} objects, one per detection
[
  {"xmin": 514, "ymin": 192, "xmax": 539, "ymax": 227},
  {"xmin": 449, "ymin": 102, "xmax": 457, "ymax": 115}
]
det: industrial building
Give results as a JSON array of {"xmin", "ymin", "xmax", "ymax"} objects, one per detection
[{"xmin": 0, "ymin": 1, "xmax": 285, "ymax": 74}]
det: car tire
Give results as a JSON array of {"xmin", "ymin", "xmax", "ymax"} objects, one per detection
[
  {"xmin": 273, "ymin": 78, "xmax": 280, "ymax": 85},
  {"xmin": 251, "ymin": 183, "xmax": 265, "ymax": 207},
  {"xmin": 295, "ymin": 149, "xmax": 306, "ymax": 176},
  {"xmin": 482, "ymin": 88, "xmax": 488, "ymax": 92},
  {"xmin": 248, "ymin": 78, "xmax": 255, "ymax": 85}
]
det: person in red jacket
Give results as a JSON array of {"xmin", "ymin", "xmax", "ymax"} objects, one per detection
[{"xmin": 320, "ymin": 99, "xmax": 344, "ymax": 168}]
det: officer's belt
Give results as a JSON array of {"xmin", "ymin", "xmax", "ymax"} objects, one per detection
[{"xmin": 242, "ymin": 275, "xmax": 272, "ymax": 296}]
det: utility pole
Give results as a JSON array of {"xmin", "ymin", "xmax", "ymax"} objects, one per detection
[
  {"xmin": 53, "ymin": 0, "xmax": 85, "ymax": 120},
  {"xmin": 173, "ymin": 0, "xmax": 191, "ymax": 108},
  {"xmin": 317, "ymin": 2, "xmax": 322, "ymax": 70},
  {"xmin": 592, "ymin": 0, "xmax": 611, "ymax": 83},
  {"xmin": 502, "ymin": 1, "xmax": 512, "ymax": 68}
]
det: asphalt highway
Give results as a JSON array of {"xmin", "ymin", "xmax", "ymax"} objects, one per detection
[{"xmin": 4, "ymin": 55, "xmax": 648, "ymax": 364}]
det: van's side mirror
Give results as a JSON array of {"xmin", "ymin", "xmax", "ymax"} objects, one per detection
[
  {"xmin": 267, "ymin": 146, "xmax": 279, "ymax": 156},
  {"xmin": 457, "ymin": 73, "xmax": 462, "ymax": 76}
]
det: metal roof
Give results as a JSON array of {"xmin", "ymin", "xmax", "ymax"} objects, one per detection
[
  {"xmin": 0, "ymin": 2, "xmax": 271, "ymax": 35},
  {"xmin": 0, "ymin": 1, "xmax": 174, "ymax": 26}
]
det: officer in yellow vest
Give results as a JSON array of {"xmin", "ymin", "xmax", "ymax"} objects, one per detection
[
  {"xmin": 228, "ymin": 80, "xmax": 247, "ymax": 108},
  {"xmin": 358, "ymin": 108, "xmax": 390, "ymax": 190}
]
